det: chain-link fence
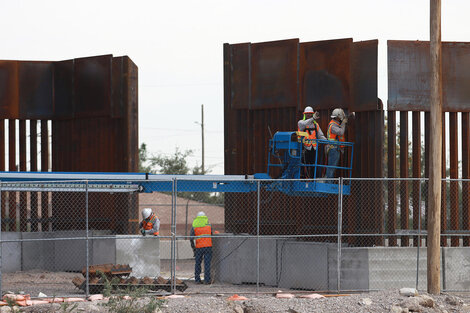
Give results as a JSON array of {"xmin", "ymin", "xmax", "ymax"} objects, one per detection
[{"xmin": 1, "ymin": 177, "xmax": 469, "ymax": 298}]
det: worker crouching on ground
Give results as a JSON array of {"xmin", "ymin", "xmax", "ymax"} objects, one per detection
[
  {"xmin": 139, "ymin": 208, "xmax": 160, "ymax": 236},
  {"xmin": 190, "ymin": 211, "xmax": 213, "ymax": 284},
  {"xmin": 325, "ymin": 108, "xmax": 351, "ymax": 179},
  {"xmin": 297, "ymin": 106, "xmax": 326, "ymax": 178}
]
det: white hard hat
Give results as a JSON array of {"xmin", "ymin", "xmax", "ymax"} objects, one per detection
[
  {"xmin": 303, "ymin": 106, "xmax": 314, "ymax": 114},
  {"xmin": 331, "ymin": 108, "xmax": 345, "ymax": 120},
  {"xmin": 197, "ymin": 211, "xmax": 206, "ymax": 217},
  {"xmin": 142, "ymin": 208, "xmax": 152, "ymax": 219}
]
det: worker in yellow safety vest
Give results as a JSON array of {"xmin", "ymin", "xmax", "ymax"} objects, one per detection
[
  {"xmin": 297, "ymin": 106, "xmax": 326, "ymax": 178},
  {"xmin": 139, "ymin": 208, "xmax": 160, "ymax": 236},
  {"xmin": 325, "ymin": 108, "xmax": 350, "ymax": 179},
  {"xmin": 190, "ymin": 211, "xmax": 213, "ymax": 284}
]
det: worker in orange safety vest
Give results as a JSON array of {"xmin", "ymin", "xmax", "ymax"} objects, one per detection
[
  {"xmin": 297, "ymin": 106, "xmax": 326, "ymax": 178},
  {"xmin": 325, "ymin": 108, "xmax": 353, "ymax": 179},
  {"xmin": 139, "ymin": 208, "xmax": 160, "ymax": 236},
  {"xmin": 190, "ymin": 211, "xmax": 213, "ymax": 284}
]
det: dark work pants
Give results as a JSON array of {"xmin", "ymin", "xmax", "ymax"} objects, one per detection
[
  {"xmin": 302, "ymin": 148, "xmax": 323, "ymax": 178},
  {"xmin": 195, "ymin": 246, "xmax": 212, "ymax": 283}
]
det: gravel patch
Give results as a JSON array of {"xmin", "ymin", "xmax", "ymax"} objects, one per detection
[{"xmin": 15, "ymin": 289, "xmax": 470, "ymax": 313}]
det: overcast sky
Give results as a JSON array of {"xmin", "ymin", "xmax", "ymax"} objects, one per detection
[{"xmin": 0, "ymin": 0, "xmax": 468, "ymax": 174}]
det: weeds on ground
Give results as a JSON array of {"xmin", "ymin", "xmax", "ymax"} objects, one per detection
[
  {"xmin": 97, "ymin": 271, "xmax": 166, "ymax": 313},
  {"xmin": 59, "ymin": 302, "xmax": 78, "ymax": 313},
  {"xmin": 5, "ymin": 297, "xmax": 16, "ymax": 310}
]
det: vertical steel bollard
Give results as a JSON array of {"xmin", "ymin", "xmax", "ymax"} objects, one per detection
[
  {"xmin": 256, "ymin": 180, "xmax": 260, "ymax": 294},
  {"xmin": 337, "ymin": 177, "xmax": 343, "ymax": 293},
  {"xmin": 170, "ymin": 179, "xmax": 176, "ymax": 294},
  {"xmin": 416, "ymin": 179, "xmax": 422, "ymax": 290},
  {"xmin": 85, "ymin": 181, "xmax": 89, "ymax": 298}
]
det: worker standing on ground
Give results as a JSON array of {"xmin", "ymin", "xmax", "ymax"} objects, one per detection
[
  {"xmin": 190, "ymin": 211, "xmax": 213, "ymax": 284},
  {"xmin": 297, "ymin": 106, "xmax": 326, "ymax": 178},
  {"xmin": 139, "ymin": 208, "xmax": 160, "ymax": 236},
  {"xmin": 325, "ymin": 108, "xmax": 349, "ymax": 179}
]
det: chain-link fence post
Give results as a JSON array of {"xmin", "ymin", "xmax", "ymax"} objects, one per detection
[
  {"xmin": 256, "ymin": 180, "xmax": 260, "ymax": 294},
  {"xmin": 337, "ymin": 177, "xmax": 343, "ymax": 293},
  {"xmin": 85, "ymin": 180, "xmax": 90, "ymax": 298},
  {"xmin": 170, "ymin": 178, "xmax": 177, "ymax": 294}
]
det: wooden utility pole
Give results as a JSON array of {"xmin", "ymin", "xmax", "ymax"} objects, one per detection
[{"xmin": 428, "ymin": 0, "xmax": 442, "ymax": 294}]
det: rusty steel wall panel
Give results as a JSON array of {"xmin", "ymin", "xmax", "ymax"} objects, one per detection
[
  {"xmin": 74, "ymin": 55, "xmax": 112, "ymax": 118},
  {"xmin": 230, "ymin": 43, "xmax": 250, "ymax": 110},
  {"xmin": 250, "ymin": 39, "xmax": 298, "ymax": 110},
  {"xmin": 123, "ymin": 57, "xmax": 139, "ymax": 173},
  {"xmin": 0, "ymin": 61, "xmax": 19, "ymax": 118},
  {"xmin": 351, "ymin": 40, "xmax": 378, "ymax": 112},
  {"xmin": 111, "ymin": 57, "xmax": 124, "ymax": 118},
  {"xmin": 53, "ymin": 60, "xmax": 74, "ymax": 118},
  {"xmin": 18, "ymin": 62, "xmax": 53, "ymax": 119},
  {"xmin": 388, "ymin": 40, "xmax": 470, "ymax": 112},
  {"xmin": 299, "ymin": 38, "xmax": 351, "ymax": 111}
]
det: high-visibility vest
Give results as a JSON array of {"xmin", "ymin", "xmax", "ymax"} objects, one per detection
[
  {"xmin": 327, "ymin": 119, "xmax": 345, "ymax": 148},
  {"xmin": 297, "ymin": 122, "xmax": 318, "ymax": 148},
  {"xmin": 194, "ymin": 225, "xmax": 213, "ymax": 248},
  {"xmin": 142, "ymin": 213, "xmax": 159, "ymax": 236},
  {"xmin": 192, "ymin": 215, "xmax": 212, "ymax": 248}
]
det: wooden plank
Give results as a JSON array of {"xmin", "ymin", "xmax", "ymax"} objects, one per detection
[
  {"xmin": 30, "ymin": 120, "xmax": 38, "ymax": 231},
  {"xmin": 400, "ymin": 111, "xmax": 409, "ymax": 246},
  {"xmin": 412, "ymin": 112, "xmax": 421, "ymax": 246},
  {"xmin": 387, "ymin": 111, "xmax": 397, "ymax": 246},
  {"xmin": 8, "ymin": 119, "xmax": 16, "ymax": 231},
  {"xmin": 19, "ymin": 120, "xmax": 27, "ymax": 232},
  {"xmin": 449, "ymin": 112, "xmax": 459, "ymax": 246},
  {"xmin": 462, "ymin": 112, "xmax": 470, "ymax": 246}
]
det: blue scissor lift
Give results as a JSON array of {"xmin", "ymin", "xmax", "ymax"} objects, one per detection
[{"xmin": 254, "ymin": 131, "xmax": 354, "ymax": 195}]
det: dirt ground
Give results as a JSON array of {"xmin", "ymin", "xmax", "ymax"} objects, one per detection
[{"xmin": 3, "ymin": 270, "xmax": 470, "ymax": 312}]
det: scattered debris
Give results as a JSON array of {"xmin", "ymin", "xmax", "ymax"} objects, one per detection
[
  {"xmin": 417, "ymin": 294, "xmax": 435, "ymax": 308},
  {"xmin": 399, "ymin": 287, "xmax": 418, "ymax": 297},
  {"xmin": 72, "ymin": 263, "xmax": 188, "ymax": 293},
  {"xmin": 276, "ymin": 293, "xmax": 295, "ymax": 299},
  {"xmin": 165, "ymin": 295, "xmax": 185, "ymax": 299},
  {"xmin": 297, "ymin": 293, "xmax": 325, "ymax": 299},
  {"xmin": 359, "ymin": 297, "xmax": 372, "ymax": 306},
  {"xmin": 227, "ymin": 294, "xmax": 248, "ymax": 301}
]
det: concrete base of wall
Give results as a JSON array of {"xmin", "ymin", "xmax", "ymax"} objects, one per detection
[
  {"xmin": 212, "ymin": 236, "xmax": 470, "ymax": 291},
  {"xmin": 1, "ymin": 232, "xmax": 160, "ymax": 278}
]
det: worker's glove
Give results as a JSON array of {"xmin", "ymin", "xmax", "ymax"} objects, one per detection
[
  {"xmin": 342, "ymin": 117, "xmax": 348, "ymax": 125},
  {"xmin": 313, "ymin": 111, "xmax": 320, "ymax": 120},
  {"xmin": 192, "ymin": 248, "xmax": 196, "ymax": 258},
  {"xmin": 140, "ymin": 229, "xmax": 146, "ymax": 236}
]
